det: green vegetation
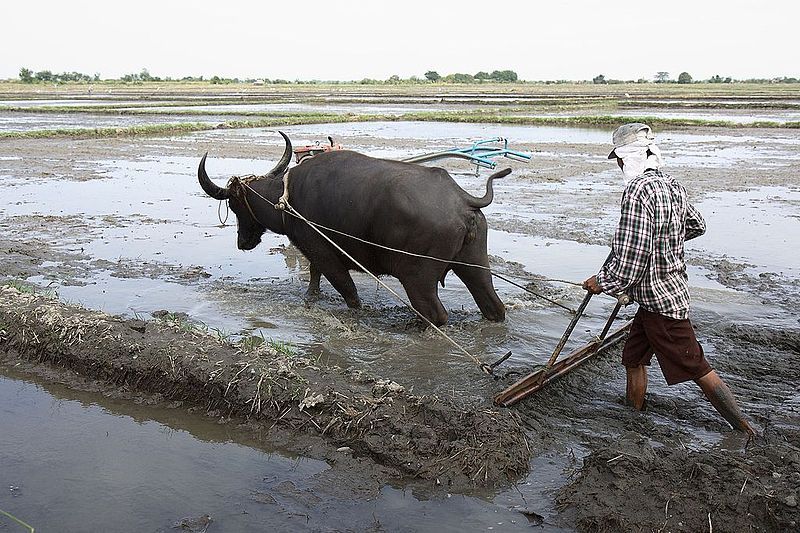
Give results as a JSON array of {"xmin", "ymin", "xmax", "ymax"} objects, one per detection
[
  {"xmin": 2, "ymin": 280, "xmax": 58, "ymax": 298},
  {"xmin": 1, "ymin": 79, "xmax": 798, "ymax": 140},
  {"xmin": 152, "ymin": 311, "xmax": 202, "ymax": 334},
  {"xmin": 19, "ymin": 67, "xmax": 97, "ymax": 83},
  {"xmin": 15, "ymin": 66, "xmax": 799, "ymax": 85},
  {"xmin": 239, "ymin": 333, "xmax": 295, "ymax": 356},
  {"xmin": 15, "ymin": 66, "xmax": 525, "ymax": 85},
  {"xmin": 1, "ymin": 109, "xmax": 798, "ymax": 141},
  {"xmin": 655, "ymin": 71, "xmax": 670, "ymax": 83},
  {"xmin": 400, "ymin": 111, "xmax": 800, "ymax": 129},
  {"xmin": 0, "ymin": 122, "xmax": 214, "ymax": 139},
  {"xmin": 267, "ymin": 339, "xmax": 295, "ymax": 357},
  {"xmin": 0, "ymin": 113, "xmax": 376, "ymax": 140},
  {"xmin": 3, "ymin": 280, "xmax": 38, "ymax": 294}
]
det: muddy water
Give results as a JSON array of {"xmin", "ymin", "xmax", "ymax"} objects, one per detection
[
  {"xmin": 124, "ymin": 102, "xmax": 481, "ymax": 115},
  {"xmin": 1, "ymin": 119, "xmax": 799, "ymax": 530},
  {"xmin": 0, "ymin": 368, "xmax": 563, "ymax": 532},
  {"xmin": 1, "ymin": 122, "xmax": 797, "ymax": 390}
]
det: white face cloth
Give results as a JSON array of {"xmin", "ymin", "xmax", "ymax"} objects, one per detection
[{"xmin": 614, "ymin": 138, "xmax": 663, "ymax": 181}]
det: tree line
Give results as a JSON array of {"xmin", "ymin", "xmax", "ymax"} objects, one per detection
[
  {"xmin": 593, "ymin": 71, "xmax": 800, "ymax": 84},
  {"xmin": 14, "ymin": 67, "xmax": 800, "ymax": 85},
  {"xmin": 13, "ymin": 68, "xmax": 519, "ymax": 85}
]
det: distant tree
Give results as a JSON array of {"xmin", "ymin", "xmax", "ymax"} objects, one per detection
[
  {"xmin": 387, "ymin": 74, "xmax": 401, "ymax": 83},
  {"xmin": 490, "ymin": 69, "xmax": 518, "ymax": 82},
  {"xmin": 445, "ymin": 72, "xmax": 474, "ymax": 83},
  {"xmin": 210, "ymin": 76, "xmax": 222, "ymax": 84},
  {"xmin": 474, "ymin": 71, "xmax": 490, "ymax": 80},
  {"xmin": 19, "ymin": 67, "xmax": 34, "ymax": 83},
  {"xmin": 34, "ymin": 70, "xmax": 53, "ymax": 82},
  {"xmin": 592, "ymin": 74, "xmax": 607, "ymax": 84},
  {"xmin": 424, "ymin": 70, "xmax": 441, "ymax": 82},
  {"xmin": 677, "ymin": 72, "xmax": 693, "ymax": 84},
  {"xmin": 655, "ymin": 71, "xmax": 670, "ymax": 83}
]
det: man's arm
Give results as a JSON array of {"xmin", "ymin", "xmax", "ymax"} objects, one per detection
[
  {"xmin": 593, "ymin": 191, "xmax": 653, "ymax": 294},
  {"xmin": 685, "ymin": 202, "xmax": 706, "ymax": 241}
]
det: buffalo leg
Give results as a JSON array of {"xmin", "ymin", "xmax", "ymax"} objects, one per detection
[
  {"xmin": 401, "ymin": 279, "xmax": 448, "ymax": 326},
  {"xmin": 314, "ymin": 257, "xmax": 361, "ymax": 309},
  {"xmin": 303, "ymin": 263, "xmax": 322, "ymax": 307},
  {"xmin": 452, "ymin": 264, "xmax": 505, "ymax": 322},
  {"xmin": 305, "ymin": 263, "xmax": 322, "ymax": 300}
]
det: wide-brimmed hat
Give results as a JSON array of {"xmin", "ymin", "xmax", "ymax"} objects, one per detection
[{"xmin": 608, "ymin": 122, "xmax": 654, "ymax": 159}]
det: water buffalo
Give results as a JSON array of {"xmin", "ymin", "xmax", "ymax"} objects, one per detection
[{"xmin": 198, "ymin": 132, "xmax": 508, "ymax": 326}]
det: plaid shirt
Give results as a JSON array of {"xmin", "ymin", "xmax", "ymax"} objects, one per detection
[{"xmin": 596, "ymin": 169, "xmax": 706, "ymax": 319}]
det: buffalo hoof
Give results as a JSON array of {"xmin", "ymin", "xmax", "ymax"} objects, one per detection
[
  {"xmin": 304, "ymin": 288, "xmax": 320, "ymax": 307},
  {"xmin": 344, "ymin": 296, "xmax": 362, "ymax": 309}
]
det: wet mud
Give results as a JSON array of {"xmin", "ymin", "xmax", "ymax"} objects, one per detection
[
  {"xmin": 0, "ymin": 285, "xmax": 529, "ymax": 492},
  {"xmin": 556, "ymin": 430, "xmax": 800, "ymax": 532}
]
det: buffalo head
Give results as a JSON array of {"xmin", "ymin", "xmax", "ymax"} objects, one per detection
[{"xmin": 198, "ymin": 131, "xmax": 292, "ymax": 250}]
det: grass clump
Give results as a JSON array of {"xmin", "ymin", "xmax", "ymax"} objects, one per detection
[
  {"xmin": 1, "ymin": 280, "xmax": 57, "ymax": 298},
  {"xmin": 239, "ymin": 331, "xmax": 295, "ymax": 357},
  {"xmin": 267, "ymin": 339, "xmax": 295, "ymax": 357}
]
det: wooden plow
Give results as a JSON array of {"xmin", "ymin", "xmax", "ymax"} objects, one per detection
[{"xmin": 494, "ymin": 291, "xmax": 632, "ymax": 407}]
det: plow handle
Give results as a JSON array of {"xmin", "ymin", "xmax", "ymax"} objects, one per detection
[
  {"xmin": 543, "ymin": 290, "xmax": 593, "ymax": 370},
  {"xmin": 542, "ymin": 251, "xmax": 617, "ymax": 373}
]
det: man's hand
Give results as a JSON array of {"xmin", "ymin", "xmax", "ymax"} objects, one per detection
[{"xmin": 582, "ymin": 275, "xmax": 603, "ymax": 294}]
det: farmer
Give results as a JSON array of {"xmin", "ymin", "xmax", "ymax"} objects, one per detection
[{"xmin": 582, "ymin": 123, "xmax": 755, "ymax": 436}]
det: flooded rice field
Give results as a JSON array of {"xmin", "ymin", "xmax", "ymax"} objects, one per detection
[
  {"xmin": 0, "ymin": 111, "xmax": 229, "ymax": 132},
  {"xmin": 1, "ymin": 95, "xmax": 799, "ymax": 531}
]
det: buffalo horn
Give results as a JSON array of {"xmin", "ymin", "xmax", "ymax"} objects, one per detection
[
  {"xmin": 197, "ymin": 152, "xmax": 230, "ymax": 200},
  {"xmin": 265, "ymin": 131, "xmax": 293, "ymax": 178}
]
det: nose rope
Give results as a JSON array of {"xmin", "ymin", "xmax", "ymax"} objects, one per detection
[
  {"xmin": 240, "ymin": 181, "xmax": 577, "ymax": 313},
  {"xmin": 217, "ymin": 199, "xmax": 229, "ymax": 226}
]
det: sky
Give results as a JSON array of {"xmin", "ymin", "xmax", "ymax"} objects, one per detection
[{"xmin": 2, "ymin": 0, "xmax": 797, "ymax": 82}]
